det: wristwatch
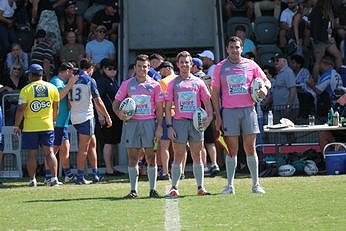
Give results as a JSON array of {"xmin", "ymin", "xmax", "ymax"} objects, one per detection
[{"xmin": 166, "ymin": 124, "xmax": 173, "ymax": 128}]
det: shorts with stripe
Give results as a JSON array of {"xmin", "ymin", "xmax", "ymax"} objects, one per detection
[
  {"xmin": 53, "ymin": 127, "xmax": 69, "ymax": 146},
  {"xmin": 22, "ymin": 131, "xmax": 55, "ymax": 149},
  {"xmin": 73, "ymin": 118, "xmax": 95, "ymax": 136}
]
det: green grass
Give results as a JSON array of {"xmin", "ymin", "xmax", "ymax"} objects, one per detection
[{"xmin": 0, "ymin": 173, "xmax": 346, "ymax": 231}]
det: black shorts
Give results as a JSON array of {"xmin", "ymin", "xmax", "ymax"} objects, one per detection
[
  {"xmin": 204, "ymin": 122, "xmax": 216, "ymax": 144},
  {"xmin": 101, "ymin": 118, "xmax": 123, "ymax": 144}
]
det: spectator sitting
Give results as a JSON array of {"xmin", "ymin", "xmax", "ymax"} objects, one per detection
[
  {"xmin": 290, "ymin": 54, "xmax": 315, "ymax": 119},
  {"xmin": 90, "ymin": 0, "xmax": 120, "ymax": 43},
  {"xmin": 85, "ymin": 25, "xmax": 115, "ymax": 65},
  {"xmin": 59, "ymin": 31, "xmax": 85, "ymax": 64},
  {"xmin": 0, "ymin": 0, "xmax": 17, "ymax": 61},
  {"xmin": 223, "ymin": 0, "xmax": 254, "ymax": 21},
  {"xmin": 234, "ymin": 25, "xmax": 256, "ymax": 58},
  {"xmin": 306, "ymin": 56, "xmax": 343, "ymax": 121},
  {"xmin": 6, "ymin": 43, "xmax": 29, "ymax": 73},
  {"xmin": 0, "ymin": 63, "xmax": 28, "ymax": 125},
  {"xmin": 148, "ymin": 53, "xmax": 164, "ymax": 81},
  {"xmin": 253, "ymin": 0, "xmax": 282, "ymax": 19},
  {"xmin": 60, "ymin": 0, "xmax": 84, "ymax": 44},
  {"xmin": 32, "ymin": 29, "xmax": 46, "ymax": 50},
  {"xmin": 198, "ymin": 50, "xmax": 216, "ymax": 77},
  {"xmin": 279, "ymin": 0, "xmax": 298, "ymax": 49}
]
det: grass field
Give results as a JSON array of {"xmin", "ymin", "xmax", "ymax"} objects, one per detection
[{"xmin": 0, "ymin": 173, "xmax": 345, "ymax": 231}]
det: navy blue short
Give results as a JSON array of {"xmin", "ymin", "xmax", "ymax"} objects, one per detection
[
  {"xmin": 54, "ymin": 127, "xmax": 69, "ymax": 146},
  {"xmin": 73, "ymin": 118, "xmax": 95, "ymax": 136},
  {"xmin": 22, "ymin": 131, "xmax": 55, "ymax": 150}
]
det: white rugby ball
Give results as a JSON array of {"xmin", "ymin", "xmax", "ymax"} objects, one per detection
[
  {"xmin": 278, "ymin": 164, "xmax": 296, "ymax": 177},
  {"xmin": 250, "ymin": 78, "xmax": 266, "ymax": 103},
  {"xmin": 304, "ymin": 160, "xmax": 318, "ymax": 176},
  {"xmin": 119, "ymin": 97, "xmax": 136, "ymax": 120},
  {"xmin": 193, "ymin": 107, "xmax": 208, "ymax": 132}
]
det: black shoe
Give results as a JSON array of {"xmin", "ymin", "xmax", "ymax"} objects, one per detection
[
  {"xmin": 210, "ymin": 165, "xmax": 220, "ymax": 177},
  {"xmin": 125, "ymin": 190, "xmax": 138, "ymax": 199},
  {"xmin": 180, "ymin": 174, "xmax": 185, "ymax": 180},
  {"xmin": 157, "ymin": 174, "xmax": 170, "ymax": 180},
  {"xmin": 149, "ymin": 189, "xmax": 161, "ymax": 198}
]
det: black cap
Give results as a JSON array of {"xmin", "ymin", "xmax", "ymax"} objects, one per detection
[
  {"xmin": 158, "ymin": 61, "xmax": 174, "ymax": 69},
  {"xmin": 64, "ymin": 0, "xmax": 76, "ymax": 9},
  {"xmin": 58, "ymin": 62, "xmax": 78, "ymax": 72},
  {"xmin": 271, "ymin": 52, "xmax": 286, "ymax": 60}
]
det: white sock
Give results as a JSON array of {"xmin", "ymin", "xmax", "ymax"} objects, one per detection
[
  {"xmin": 171, "ymin": 163, "xmax": 182, "ymax": 188},
  {"xmin": 147, "ymin": 166, "xmax": 157, "ymax": 190},
  {"xmin": 128, "ymin": 166, "xmax": 139, "ymax": 192},
  {"xmin": 225, "ymin": 154, "xmax": 237, "ymax": 186},
  {"xmin": 246, "ymin": 155, "xmax": 259, "ymax": 187},
  {"xmin": 193, "ymin": 163, "xmax": 204, "ymax": 188}
]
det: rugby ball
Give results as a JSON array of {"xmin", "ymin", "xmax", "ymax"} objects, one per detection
[
  {"xmin": 119, "ymin": 97, "xmax": 136, "ymax": 120},
  {"xmin": 278, "ymin": 164, "xmax": 296, "ymax": 177},
  {"xmin": 304, "ymin": 160, "xmax": 318, "ymax": 176},
  {"xmin": 193, "ymin": 107, "xmax": 208, "ymax": 132},
  {"xmin": 250, "ymin": 78, "xmax": 266, "ymax": 103}
]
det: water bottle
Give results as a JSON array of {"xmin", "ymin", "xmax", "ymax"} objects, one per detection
[
  {"xmin": 268, "ymin": 110, "xmax": 273, "ymax": 126},
  {"xmin": 333, "ymin": 111, "xmax": 340, "ymax": 126},
  {"xmin": 328, "ymin": 107, "xmax": 334, "ymax": 126}
]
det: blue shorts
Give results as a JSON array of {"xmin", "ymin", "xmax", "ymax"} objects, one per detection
[
  {"xmin": 73, "ymin": 118, "xmax": 95, "ymax": 136},
  {"xmin": 54, "ymin": 127, "xmax": 69, "ymax": 146},
  {"xmin": 22, "ymin": 131, "xmax": 55, "ymax": 150}
]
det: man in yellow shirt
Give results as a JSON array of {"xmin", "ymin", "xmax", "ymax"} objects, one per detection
[{"xmin": 14, "ymin": 64, "xmax": 60, "ymax": 187}]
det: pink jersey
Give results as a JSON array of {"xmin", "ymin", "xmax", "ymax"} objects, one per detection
[
  {"xmin": 115, "ymin": 76, "xmax": 163, "ymax": 120},
  {"xmin": 212, "ymin": 57, "xmax": 266, "ymax": 108},
  {"xmin": 165, "ymin": 75, "xmax": 211, "ymax": 120}
]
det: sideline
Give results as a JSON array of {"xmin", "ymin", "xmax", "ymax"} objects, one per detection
[{"xmin": 164, "ymin": 185, "xmax": 181, "ymax": 231}]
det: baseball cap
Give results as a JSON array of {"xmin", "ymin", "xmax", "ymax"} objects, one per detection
[
  {"xmin": 158, "ymin": 61, "xmax": 174, "ymax": 69},
  {"xmin": 59, "ymin": 62, "xmax": 78, "ymax": 72},
  {"xmin": 192, "ymin": 58, "xmax": 203, "ymax": 68},
  {"xmin": 198, "ymin": 50, "xmax": 214, "ymax": 61},
  {"xmin": 26, "ymin": 64, "xmax": 43, "ymax": 75},
  {"xmin": 271, "ymin": 52, "xmax": 286, "ymax": 60},
  {"xmin": 105, "ymin": 0, "xmax": 117, "ymax": 8},
  {"xmin": 96, "ymin": 25, "xmax": 107, "ymax": 32},
  {"xmin": 64, "ymin": 0, "xmax": 76, "ymax": 9}
]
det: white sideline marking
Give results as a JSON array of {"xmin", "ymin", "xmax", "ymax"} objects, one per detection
[{"xmin": 165, "ymin": 185, "xmax": 181, "ymax": 231}]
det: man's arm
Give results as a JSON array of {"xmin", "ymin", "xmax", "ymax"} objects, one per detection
[
  {"xmin": 155, "ymin": 101, "xmax": 163, "ymax": 139},
  {"xmin": 211, "ymin": 86, "xmax": 222, "ymax": 131},
  {"xmin": 59, "ymin": 75, "xmax": 78, "ymax": 99},
  {"xmin": 53, "ymin": 101, "xmax": 59, "ymax": 124},
  {"xmin": 14, "ymin": 103, "xmax": 27, "ymax": 136},
  {"xmin": 93, "ymin": 97, "xmax": 112, "ymax": 127}
]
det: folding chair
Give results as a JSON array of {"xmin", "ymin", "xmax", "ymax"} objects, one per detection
[{"xmin": 0, "ymin": 126, "xmax": 22, "ymax": 178}]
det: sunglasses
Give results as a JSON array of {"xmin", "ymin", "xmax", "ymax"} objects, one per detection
[
  {"xmin": 106, "ymin": 67, "xmax": 116, "ymax": 71},
  {"xmin": 97, "ymin": 30, "xmax": 106, "ymax": 34},
  {"xmin": 13, "ymin": 67, "xmax": 21, "ymax": 71}
]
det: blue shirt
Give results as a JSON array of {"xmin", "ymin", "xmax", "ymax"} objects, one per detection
[{"xmin": 50, "ymin": 75, "xmax": 70, "ymax": 128}]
